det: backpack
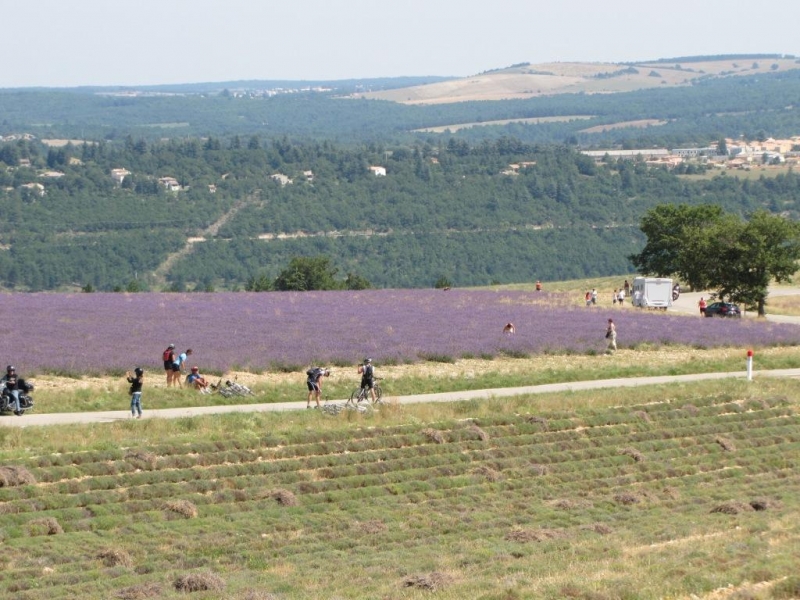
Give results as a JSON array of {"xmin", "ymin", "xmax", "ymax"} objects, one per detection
[
  {"xmin": 363, "ymin": 364, "xmax": 374, "ymax": 379},
  {"xmin": 163, "ymin": 348, "xmax": 173, "ymax": 362},
  {"xmin": 306, "ymin": 367, "xmax": 319, "ymax": 379}
]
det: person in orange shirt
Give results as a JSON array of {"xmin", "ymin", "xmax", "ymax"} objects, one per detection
[{"xmin": 698, "ymin": 297, "xmax": 707, "ymax": 316}]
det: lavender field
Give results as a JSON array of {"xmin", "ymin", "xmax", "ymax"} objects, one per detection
[{"xmin": 3, "ymin": 290, "xmax": 800, "ymax": 375}]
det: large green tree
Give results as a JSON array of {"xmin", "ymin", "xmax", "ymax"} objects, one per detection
[
  {"xmin": 631, "ymin": 205, "xmax": 800, "ymax": 315},
  {"xmin": 273, "ymin": 256, "xmax": 339, "ymax": 291},
  {"xmin": 629, "ymin": 204, "xmax": 725, "ymax": 291}
]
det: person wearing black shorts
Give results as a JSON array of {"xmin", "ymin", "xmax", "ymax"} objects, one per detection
[
  {"xmin": 163, "ymin": 344, "xmax": 176, "ymax": 386},
  {"xmin": 306, "ymin": 367, "xmax": 329, "ymax": 408}
]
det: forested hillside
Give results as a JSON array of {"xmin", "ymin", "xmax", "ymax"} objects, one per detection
[
  {"xmin": 2, "ymin": 136, "xmax": 800, "ymax": 291},
  {"xmin": 2, "ymin": 67, "xmax": 800, "ymax": 147}
]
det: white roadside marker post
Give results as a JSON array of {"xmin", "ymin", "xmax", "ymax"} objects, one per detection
[{"xmin": 746, "ymin": 349, "xmax": 754, "ymax": 381}]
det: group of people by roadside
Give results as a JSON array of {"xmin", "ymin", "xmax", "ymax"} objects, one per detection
[
  {"xmin": 123, "ymin": 344, "xmax": 212, "ymax": 419},
  {"xmin": 123, "ymin": 349, "xmax": 379, "ymax": 418}
]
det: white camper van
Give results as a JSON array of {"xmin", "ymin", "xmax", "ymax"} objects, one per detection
[{"xmin": 632, "ymin": 277, "xmax": 673, "ymax": 309}]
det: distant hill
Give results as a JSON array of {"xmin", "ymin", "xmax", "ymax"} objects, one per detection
[{"xmin": 352, "ymin": 55, "xmax": 800, "ymax": 104}]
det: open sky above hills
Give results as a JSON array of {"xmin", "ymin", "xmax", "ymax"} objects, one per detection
[{"xmin": 3, "ymin": 0, "xmax": 798, "ymax": 88}]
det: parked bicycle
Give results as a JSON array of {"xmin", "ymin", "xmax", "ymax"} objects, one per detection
[
  {"xmin": 347, "ymin": 378, "xmax": 383, "ymax": 406},
  {"xmin": 211, "ymin": 376, "xmax": 254, "ymax": 398}
]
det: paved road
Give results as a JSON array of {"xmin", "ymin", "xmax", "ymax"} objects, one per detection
[
  {"xmin": 3, "ymin": 368, "xmax": 800, "ymax": 428},
  {"xmin": 669, "ymin": 286, "xmax": 800, "ymax": 324}
]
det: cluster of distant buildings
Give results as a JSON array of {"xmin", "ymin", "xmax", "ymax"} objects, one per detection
[{"xmin": 579, "ymin": 136, "xmax": 800, "ymax": 170}]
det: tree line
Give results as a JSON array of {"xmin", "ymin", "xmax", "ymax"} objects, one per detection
[{"xmin": 2, "ymin": 136, "xmax": 800, "ymax": 291}]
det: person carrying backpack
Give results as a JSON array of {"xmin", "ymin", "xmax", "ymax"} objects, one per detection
[
  {"xmin": 163, "ymin": 344, "xmax": 176, "ymax": 387},
  {"xmin": 305, "ymin": 366, "xmax": 330, "ymax": 409},
  {"xmin": 357, "ymin": 358, "xmax": 377, "ymax": 403}
]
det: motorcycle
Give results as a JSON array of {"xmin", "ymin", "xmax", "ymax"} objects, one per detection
[
  {"xmin": 672, "ymin": 285, "xmax": 681, "ymax": 302},
  {"xmin": 1, "ymin": 380, "xmax": 34, "ymax": 416}
]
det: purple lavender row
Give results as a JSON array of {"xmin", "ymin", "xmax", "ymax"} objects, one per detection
[{"xmin": 2, "ymin": 290, "xmax": 797, "ymax": 374}]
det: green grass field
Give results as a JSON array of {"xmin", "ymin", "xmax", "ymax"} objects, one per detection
[{"xmin": 1, "ymin": 374, "xmax": 799, "ymax": 599}]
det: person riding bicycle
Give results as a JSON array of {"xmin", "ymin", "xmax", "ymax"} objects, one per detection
[
  {"xmin": 2, "ymin": 365, "xmax": 32, "ymax": 415},
  {"xmin": 357, "ymin": 358, "xmax": 377, "ymax": 403}
]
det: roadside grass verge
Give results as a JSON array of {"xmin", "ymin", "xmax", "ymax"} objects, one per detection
[
  {"xmin": 25, "ymin": 345, "xmax": 800, "ymax": 414},
  {"xmin": 0, "ymin": 377, "xmax": 797, "ymax": 599}
]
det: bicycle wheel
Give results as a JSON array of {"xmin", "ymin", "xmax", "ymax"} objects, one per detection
[
  {"xmin": 373, "ymin": 385, "xmax": 383, "ymax": 403},
  {"xmin": 348, "ymin": 388, "xmax": 362, "ymax": 406}
]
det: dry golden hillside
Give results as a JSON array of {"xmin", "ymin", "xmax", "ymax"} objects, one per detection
[{"xmin": 354, "ymin": 57, "xmax": 800, "ymax": 105}]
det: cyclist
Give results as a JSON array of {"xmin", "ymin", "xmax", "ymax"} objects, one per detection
[
  {"xmin": 357, "ymin": 358, "xmax": 377, "ymax": 403},
  {"xmin": 306, "ymin": 366, "xmax": 330, "ymax": 409}
]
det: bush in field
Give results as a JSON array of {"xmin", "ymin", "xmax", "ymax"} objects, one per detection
[
  {"xmin": 403, "ymin": 572, "xmax": 452, "ymax": 591},
  {"xmin": 0, "ymin": 466, "xmax": 36, "ymax": 487},
  {"xmin": 423, "ymin": 428, "xmax": 446, "ymax": 444},
  {"xmin": 271, "ymin": 489, "xmax": 297, "ymax": 506},
  {"xmin": 125, "ymin": 450, "xmax": 158, "ymax": 471},
  {"xmin": 99, "ymin": 548, "xmax": 133, "ymax": 568},
  {"xmin": 173, "ymin": 572, "xmax": 225, "ymax": 593},
  {"xmin": 164, "ymin": 499, "xmax": 198, "ymax": 519},
  {"xmin": 28, "ymin": 517, "xmax": 63, "ymax": 536},
  {"xmin": 116, "ymin": 582, "xmax": 163, "ymax": 600}
]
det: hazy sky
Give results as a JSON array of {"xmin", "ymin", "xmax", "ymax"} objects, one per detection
[{"xmin": 3, "ymin": 0, "xmax": 799, "ymax": 88}]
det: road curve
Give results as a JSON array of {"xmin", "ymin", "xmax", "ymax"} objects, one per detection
[{"xmin": 3, "ymin": 368, "xmax": 800, "ymax": 428}]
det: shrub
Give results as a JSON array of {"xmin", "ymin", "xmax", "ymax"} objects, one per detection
[
  {"xmin": 505, "ymin": 528, "xmax": 567, "ymax": 543},
  {"xmin": 164, "ymin": 499, "xmax": 198, "ymax": 519},
  {"xmin": 173, "ymin": 572, "xmax": 225, "ymax": 593},
  {"xmin": 716, "ymin": 436, "xmax": 737, "ymax": 452},
  {"xmin": 0, "ymin": 466, "xmax": 36, "ymax": 487},
  {"xmin": 271, "ymin": 489, "xmax": 298, "ymax": 506},
  {"xmin": 125, "ymin": 450, "xmax": 158, "ymax": 471},
  {"xmin": 472, "ymin": 465, "xmax": 503, "ymax": 482},
  {"xmin": 116, "ymin": 582, "xmax": 163, "ymax": 599},
  {"xmin": 422, "ymin": 428, "xmax": 445, "ymax": 444},
  {"xmin": 28, "ymin": 517, "xmax": 63, "ymax": 536},
  {"xmin": 403, "ymin": 572, "xmax": 451, "ymax": 591},
  {"xmin": 99, "ymin": 548, "xmax": 133, "ymax": 568},
  {"xmin": 619, "ymin": 447, "xmax": 645, "ymax": 462},
  {"xmin": 711, "ymin": 501, "xmax": 753, "ymax": 515},
  {"xmin": 468, "ymin": 423, "xmax": 489, "ymax": 441}
]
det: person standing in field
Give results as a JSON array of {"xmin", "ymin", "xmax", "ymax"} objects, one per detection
[
  {"xmin": 172, "ymin": 348, "xmax": 192, "ymax": 388},
  {"xmin": 585, "ymin": 291, "xmax": 591, "ymax": 307},
  {"xmin": 535, "ymin": 280, "xmax": 542, "ymax": 292},
  {"xmin": 617, "ymin": 288, "xmax": 626, "ymax": 306},
  {"xmin": 623, "ymin": 280, "xmax": 630, "ymax": 296},
  {"xmin": 605, "ymin": 318, "xmax": 617, "ymax": 354},
  {"xmin": 126, "ymin": 367, "xmax": 144, "ymax": 418},
  {"xmin": 591, "ymin": 288, "xmax": 598, "ymax": 305},
  {"xmin": 163, "ymin": 344, "xmax": 176, "ymax": 387},
  {"xmin": 612, "ymin": 289, "xmax": 618, "ymax": 305},
  {"xmin": 699, "ymin": 297, "xmax": 707, "ymax": 316}
]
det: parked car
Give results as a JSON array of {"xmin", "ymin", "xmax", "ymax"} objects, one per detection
[{"xmin": 704, "ymin": 301, "xmax": 741, "ymax": 317}]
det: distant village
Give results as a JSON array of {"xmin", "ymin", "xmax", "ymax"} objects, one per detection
[
  {"xmin": 2, "ymin": 133, "xmax": 799, "ymax": 197},
  {"xmin": 579, "ymin": 136, "xmax": 800, "ymax": 169}
]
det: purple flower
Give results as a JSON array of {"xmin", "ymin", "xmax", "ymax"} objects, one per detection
[{"xmin": 2, "ymin": 290, "xmax": 797, "ymax": 375}]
